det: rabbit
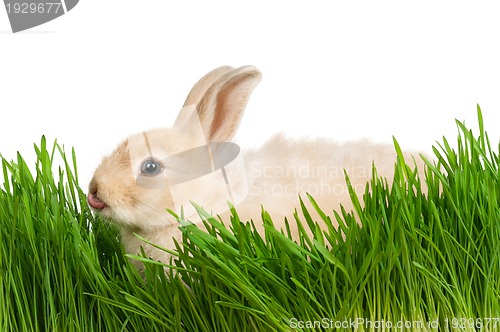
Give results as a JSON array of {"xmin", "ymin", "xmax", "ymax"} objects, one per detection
[{"xmin": 87, "ymin": 65, "xmax": 426, "ymax": 266}]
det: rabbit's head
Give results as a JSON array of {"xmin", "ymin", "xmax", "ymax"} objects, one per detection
[{"xmin": 88, "ymin": 66, "xmax": 262, "ymax": 230}]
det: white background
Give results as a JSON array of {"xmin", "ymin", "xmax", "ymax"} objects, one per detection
[{"xmin": 1, "ymin": 1, "xmax": 500, "ymax": 192}]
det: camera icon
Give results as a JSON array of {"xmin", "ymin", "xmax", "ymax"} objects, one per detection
[{"xmin": 127, "ymin": 105, "xmax": 248, "ymax": 225}]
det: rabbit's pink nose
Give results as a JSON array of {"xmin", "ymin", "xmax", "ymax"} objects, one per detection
[{"xmin": 87, "ymin": 192, "xmax": 107, "ymax": 210}]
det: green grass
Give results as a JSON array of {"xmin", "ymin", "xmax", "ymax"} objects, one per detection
[{"xmin": 1, "ymin": 105, "xmax": 499, "ymax": 331}]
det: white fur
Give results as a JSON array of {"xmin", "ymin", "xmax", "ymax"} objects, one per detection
[{"xmin": 88, "ymin": 65, "xmax": 425, "ymax": 266}]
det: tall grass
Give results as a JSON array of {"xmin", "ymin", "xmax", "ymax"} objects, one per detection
[{"xmin": 0, "ymin": 106, "xmax": 499, "ymax": 331}]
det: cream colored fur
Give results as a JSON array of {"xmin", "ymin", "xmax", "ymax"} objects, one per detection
[{"xmin": 88, "ymin": 65, "xmax": 425, "ymax": 267}]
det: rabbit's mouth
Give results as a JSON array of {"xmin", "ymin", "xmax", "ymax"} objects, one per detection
[{"xmin": 87, "ymin": 192, "xmax": 108, "ymax": 210}]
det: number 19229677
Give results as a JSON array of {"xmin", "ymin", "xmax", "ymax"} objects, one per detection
[{"xmin": 5, "ymin": 2, "xmax": 63, "ymax": 14}]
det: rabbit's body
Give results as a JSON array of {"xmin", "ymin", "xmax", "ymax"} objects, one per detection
[
  {"xmin": 88, "ymin": 65, "xmax": 424, "ymax": 266},
  {"xmin": 117, "ymin": 135, "xmax": 414, "ymax": 265}
]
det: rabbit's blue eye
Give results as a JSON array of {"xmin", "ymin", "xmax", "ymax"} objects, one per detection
[{"xmin": 141, "ymin": 159, "xmax": 162, "ymax": 176}]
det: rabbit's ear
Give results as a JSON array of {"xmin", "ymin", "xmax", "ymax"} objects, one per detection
[
  {"xmin": 183, "ymin": 66, "xmax": 234, "ymax": 107},
  {"xmin": 174, "ymin": 66, "xmax": 234, "ymax": 145},
  {"xmin": 196, "ymin": 66, "xmax": 262, "ymax": 142}
]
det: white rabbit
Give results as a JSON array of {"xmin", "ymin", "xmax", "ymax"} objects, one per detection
[{"xmin": 87, "ymin": 65, "xmax": 425, "ymax": 265}]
